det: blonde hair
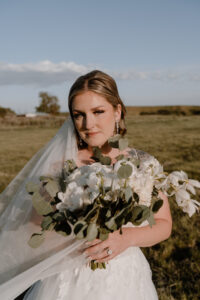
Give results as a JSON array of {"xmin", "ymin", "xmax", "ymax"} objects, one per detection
[{"xmin": 68, "ymin": 70, "xmax": 127, "ymax": 148}]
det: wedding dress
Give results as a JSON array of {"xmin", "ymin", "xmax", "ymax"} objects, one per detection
[
  {"xmin": 0, "ymin": 117, "xmax": 158, "ymax": 300},
  {"xmin": 24, "ymin": 222, "xmax": 158, "ymax": 300}
]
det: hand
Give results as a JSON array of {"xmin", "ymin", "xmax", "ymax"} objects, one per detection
[{"xmin": 83, "ymin": 228, "xmax": 130, "ymax": 263}]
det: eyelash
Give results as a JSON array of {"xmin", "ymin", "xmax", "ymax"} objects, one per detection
[{"xmin": 73, "ymin": 110, "xmax": 105, "ymax": 119}]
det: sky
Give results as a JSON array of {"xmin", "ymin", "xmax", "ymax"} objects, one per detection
[{"xmin": 0, "ymin": 0, "xmax": 200, "ymax": 113}]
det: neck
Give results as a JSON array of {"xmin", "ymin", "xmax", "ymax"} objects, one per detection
[{"xmin": 87, "ymin": 141, "xmax": 115, "ymax": 156}]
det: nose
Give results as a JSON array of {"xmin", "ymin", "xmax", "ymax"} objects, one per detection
[{"xmin": 83, "ymin": 114, "xmax": 95, "ymax": 130}]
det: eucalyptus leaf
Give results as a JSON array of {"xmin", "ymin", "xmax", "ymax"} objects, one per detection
[
  {"xmin": 41, "ymin": 216, "xmax": 53, "ymax": 230},
  {"xmin": 28, "ymin": 233, "xmax": 45, "ymax": 248},
  {"xmin": 105, "ymin": 218, "xmax": 117, "ymax": 231},
  {"xmin": 152, "ymin": 199, "xmax": 163, "ymax": 213},
  {"xmin": 100, "ymin": 156, "xmax": 112, "ymax": 165},
  {"xmin": 74, "ymin": 221, "xmax": 87, "ymax": 235},
  {"xmin": 125, "ymin": 186, "xmax": 133, "ymax": 202},
  {"xmin": 32, "ymin": 191, "xmax": 54, "ymax": 215},
  {"xmin": 45, "ymin": 180, "xmax": 59, "ymax": 198},
  {"xmin": 117, "ymin": 164, "xmax": 132, "ymax": 179},
  {"xmin": 119, "ymin": 138, "xmax": 129, "ymax": 151},
  {"xmin": 76, "ymin": 224, "xmax": 88, "ymax": 239},
  {"xmin": 53, "ymin": 212, "xmax": 65, "ymax": 221},
  {"xmin": 57, "ymin": 231, "xmax": 68, "ymax": 236},
  {"xmin": 54, "ymin": 221, "xmax": 72, "ymax": 235},
  {"xmin": 99, "ymin": 232, "xmax": 109, "ymax": 241},
  {"xmin": 108, "ymin": 134, "xmax": 121, "ymax": 148},
  {"xmin": 115, "ymin": 154, "xmax": 125, "ymax": 161},
  {"xmin": 39, "ymin": 176, "xmax": 53, "ymax": 182},
  {"xmin": 131, "ymin": 206, "xmax": 143, "ymax": 222},
  {"xmin": 91, "ymin": 147, "xmax": 102, "ymax": 160},
  {"xmin": 147, "ymin": 211, "xmax": 156, "ymax": 227},
  {"xmin": 86, "ymin": 223, "xmax": 98, "ymax": 241},
  {"xmin": 90, "ymin": 260, "xmax": 98, "ymax": 271},
  {"xmin": 26, "ymin": 182, "xmax": 39, "ymax": 194},
  {"xmin": 133, "ymin": 192, "xmax": 139, "ymax": 202},
  {"xmin": 106, "ymin": 210, "xmax": 111, "ymax": 218}
]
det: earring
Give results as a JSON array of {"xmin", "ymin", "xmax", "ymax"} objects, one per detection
[
  {"xmin": 79, "ymin": 136, "xmax": 83, "ymax": 146},
  {"xmin": 115, "ymin": 121, "xmax": 119, "ymax": 134}
]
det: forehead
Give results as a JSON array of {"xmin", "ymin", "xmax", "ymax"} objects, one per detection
[{"xmin": 72, "ymin": 91, "xmax": 113, "ymax": 111}]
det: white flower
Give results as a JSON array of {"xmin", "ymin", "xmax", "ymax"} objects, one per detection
[
  {"xmin": 86, "ymin": 172, "xmax": 101, "ymax": 188},
  {"xmin": 57, "ymin": 182, "xmax": 84, "ymax": 211},
  {"xmin": 67, "ymin": 168, "xmax": 81, "ymax": 181},
  {"xmin": 136, "ymin": 176, "xmax": 154, "ymax": 207},
  {"xmin": 175, "ymin": 188, "xmax": 200, "ymax": 217},
  {"xmin": 168, "ymin": 171, "xmax": 188, "ymax": 187},
  {"xmin": 140, "ymin": 156, "xmax": 163, "ymax": 176},
  {"xmin": 183, "ymin": 179, "xmax": 200, "ymax": 195}
]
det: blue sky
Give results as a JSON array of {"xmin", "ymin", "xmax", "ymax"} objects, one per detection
[{"xmin": 0, "ymin": 0, "xmax": 200, "ymax": 113}]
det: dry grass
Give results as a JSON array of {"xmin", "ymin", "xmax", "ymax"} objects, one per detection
[{"xmin": 1, "ymin": 114, "xmax": 200, "ymax": 300}]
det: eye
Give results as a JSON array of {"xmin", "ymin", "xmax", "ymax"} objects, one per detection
[
  {"xmin": 73, "ymin": 113, "xmax": 82, "ymax": 119},
  {"xmin": 94, "ymin": 110, "xmax": 104, "ymax": 115}
]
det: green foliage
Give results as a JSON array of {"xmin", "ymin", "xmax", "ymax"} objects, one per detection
[
  {"xmin": 117, "ymin": 164, "xmax": 132, "ymax": 179},
  {"xmin": 108, "ymin": 134, "xmax": 129, "ymax": 150},
  {"xmin": 28, "ymin": 233, "xmax": 45, "ymax": 248},
  {"xmin": 36, "ymin": 92, "xmax": 60, "ymax": 115},
  {"xmin": 31, "ymin": 191, "xmax": 53, "ymax": 215}
]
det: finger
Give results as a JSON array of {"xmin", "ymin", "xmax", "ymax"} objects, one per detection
[
  {"xmin": 83, "ymin": 243, "xmax": 102, "ymax": 257},
  {"xmin": 91, "ymin": 247, "xmax": 113, "ymax": 261},
  {"xmin": 84, "ymin": 240, "xmax": 107, "ymax": 256},
  {"xmin": 95, "ymin": 252, "xmax": 116, "ymax": 263},
  {"xmin": 85, "ymin": 239, "xmax": 101, "ymax": 246}
]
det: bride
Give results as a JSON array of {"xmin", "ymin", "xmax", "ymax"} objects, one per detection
[{"xmin": 0, "ymin": 70, "xmax": 172, "ymax": 300}]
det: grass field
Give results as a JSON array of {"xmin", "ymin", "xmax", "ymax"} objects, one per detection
[{"xmin": 1, "ymin": 114, "xmax": 200, "ymax": 299}]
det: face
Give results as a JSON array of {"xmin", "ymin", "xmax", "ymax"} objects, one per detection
[{"xmin": 72, "ymin": 91, "xmax": 121, "ymax": 148}]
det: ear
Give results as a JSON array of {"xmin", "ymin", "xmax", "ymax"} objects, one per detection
[{"xmin": 114, "ymin": 104, "xmax": 122, "ymax": 121}]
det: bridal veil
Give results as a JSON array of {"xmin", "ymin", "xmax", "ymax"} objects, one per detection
[{"xmin": 0, "ymin": 117, "xmax": 87, "ymax": 300}]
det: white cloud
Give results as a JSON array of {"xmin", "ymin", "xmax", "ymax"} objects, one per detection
[
  {"xmin": 0, "ymin": 61, "xmax": 92, "ymax": 86},
  {"xmin": 0, "ymin": 61, "xmax": 200, "ymax": 86}
]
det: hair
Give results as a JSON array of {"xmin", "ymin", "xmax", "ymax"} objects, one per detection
[{"xmin": 68, "ymin": 70, "xmax": 127, "ymax": 149}]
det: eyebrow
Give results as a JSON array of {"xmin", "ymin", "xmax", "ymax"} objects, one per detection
[{"xmin": 72, "ymin": 106, "xmax": 105, "ymax": 113}]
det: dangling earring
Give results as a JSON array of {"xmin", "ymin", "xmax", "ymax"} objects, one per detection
[
  {"xmin": 79, "ymin": 136, "xmax": 83, "ymax": 146},
  {"xmin": 115, "ymin": 121, "xmax": 119, "ymax": 134}
]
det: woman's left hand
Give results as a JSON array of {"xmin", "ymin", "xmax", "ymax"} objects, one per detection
[{"xmin": 83, "ymin": 228, "xmax": 130, "ymax": 263}]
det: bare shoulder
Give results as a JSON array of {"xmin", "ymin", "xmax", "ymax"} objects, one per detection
[{"xmin": 127, "ymin": 148, "xmax": 154, "ymax": 161}]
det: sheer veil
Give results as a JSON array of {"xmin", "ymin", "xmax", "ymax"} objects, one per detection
[{"xmin": 0, "ymin": 117, "xmax": 87, "ymax": 300}]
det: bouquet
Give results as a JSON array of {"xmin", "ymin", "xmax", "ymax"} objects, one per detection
[{"xmin": 26, "ymin": 135, "xmax": 200, "ymax": 270}]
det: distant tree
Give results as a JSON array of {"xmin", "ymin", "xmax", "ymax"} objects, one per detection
[
  {"xmin": 36, "ymin": 92, "xmax": 60, "ymax": 115},
  {"xmin": 0, "ymin": 106, "xmax": 16, "ymax": 118}
]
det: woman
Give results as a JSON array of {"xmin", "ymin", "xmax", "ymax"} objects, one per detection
[{"xmin": 0, "ymin": 70, "xmax": 172, "ymax": 300}]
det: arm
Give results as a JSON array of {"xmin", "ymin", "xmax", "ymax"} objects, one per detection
[
  {"xmin": 84, "ymin": 191, "xmax": 172, "ymax": 262},
  {"xmin": 123, "ymin": 191, "xmax": 172, "ymax": 248}
]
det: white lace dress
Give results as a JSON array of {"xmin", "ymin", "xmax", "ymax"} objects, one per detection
[
  {"xmin": 24, "ymin": 223, "xmax": 158, "ymax": 300},
  {"xmin": 24, "ymin": 149, "xmax": 159, "ymax": 300}
]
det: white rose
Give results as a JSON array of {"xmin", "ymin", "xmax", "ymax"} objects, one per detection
[
  {"xmin": 86, "ymin": 172, "xmax": 101, "ymax": 188},
  {"xmin": 67, "ymin": 168, "xmax": 81, "ymax": 181},
  {"xmin": 57, "ymin": 183, "xmax": 84, "ymax": 211}
]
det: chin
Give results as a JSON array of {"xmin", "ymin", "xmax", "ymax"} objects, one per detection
[{"xmin": 86, "ymin": 139, "xmax": 107, "ymax": 148}]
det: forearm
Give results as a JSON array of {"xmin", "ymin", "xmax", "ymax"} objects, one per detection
[{"xmin": 123, "ymin": 219, "xmax": 172, "ymax": 248}]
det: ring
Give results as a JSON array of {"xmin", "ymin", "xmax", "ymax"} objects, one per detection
[{"xmin": 106, "ymin": 248, "xmax": 113, "ymax": 255}]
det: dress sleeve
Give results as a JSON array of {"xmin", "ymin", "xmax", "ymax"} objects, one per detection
[{"xmin": 128, "ymin": 148, "xmax": 155, "ymax": 161}]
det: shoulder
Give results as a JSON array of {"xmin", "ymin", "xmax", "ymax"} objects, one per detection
[{"xmin": 127, "ymin": 148, "xmax": 155, "ymax": 161}]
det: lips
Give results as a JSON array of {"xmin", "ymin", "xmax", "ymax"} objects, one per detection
[{"xmin": 87, "ymin": 132, "xmax": 99, "ymax": 136}]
